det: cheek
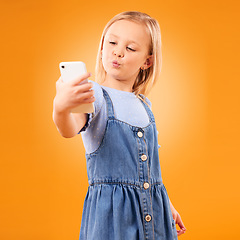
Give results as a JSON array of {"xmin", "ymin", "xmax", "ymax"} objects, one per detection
[
  {"xmin": 101, "ymin": 45, "xmax": 107, "ymax": 61},
  {"xmin": 102, "ymin": 51, "xmax": 109, "ymax": 67},
  {"xmin": 126, "ymin": 55, "xmax": 145, "ymax": 69},
  {"xmin": 102, "ymin": 42, "xmax": 111, "ymax": 56},
  {"xmin": 101, "ymin": 48, "xmax": 111, "ymax": 71}
]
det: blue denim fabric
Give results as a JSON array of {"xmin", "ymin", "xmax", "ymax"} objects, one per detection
[{"xmin": 79, "ymin": 89, "xmax": 178, "ymax": 240}]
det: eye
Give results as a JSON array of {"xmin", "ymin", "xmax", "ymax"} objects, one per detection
[
  {"xmin": 109, "ymin": 41, "xmax": 116, "ymax": 45},
  {"xmin": 127, "ymin": 47, "xmax": 136, "ymax": 52}
]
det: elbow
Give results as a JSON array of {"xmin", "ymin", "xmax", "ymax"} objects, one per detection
[
  {"xmin": 58, "ymin": 129, "xmax": 77, "ymax": 138},
  {"xmin": 61, "ymin": 133, "xmax": 75, "ymax": 138},
  {"xmin": 52, "ymin": 110, "xmax": 79, "ymax": 138}
]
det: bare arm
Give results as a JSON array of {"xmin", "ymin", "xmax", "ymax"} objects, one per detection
[
  {"xmin": 52, "ymin": 73, "xmax": 95, "ymax": 138},
  {"xmin": 52, "ymin": 109, "xmax": 88, "ymax": 138}
]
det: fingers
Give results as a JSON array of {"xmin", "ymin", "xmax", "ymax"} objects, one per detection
[
  {"xmin": 56, "ymin": 76, "xmax": 93, "ymax": 92},
  {"xmin": 73, "ymin": 83, "xmax": 95, "ymax": 102},
  {"xmin": 57, "ymin": 72, "xmax": 91, "ymax": 86},
  {"xmin": 81, "ymin": 95, "xmax": 95, "ymax": 103},
  {"xmin": 75, "ymin": 82, "xmax": 94, "ymax": 93},
  {"xmin": 70, "ymin": 72, "xmax": 92, "ymax": 86},
  {"xmin": 173, "ymin": 212, "xmax": 186, "ymax": 237},
  {"xmin": 55, "ymin": 74, "xmax": 95, "ymax": 111},
  {"xmin": 177, "ymin": 229, "xmax": 186, "ymax": 236},
  {"xmin": 177, "ymin": 216, "xmax": 186, "ymax": 231},
  {"xmin": 176, "ymin": 215, "xmax": 187, "ymax": 236},
  {"xmin": 75, "ymin": 90, "xmax": 95, "ymax": 102}
]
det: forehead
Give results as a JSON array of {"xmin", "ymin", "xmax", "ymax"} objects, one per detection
[{"xmin": 105, "ymin": 19, "xmax": 151, "ymax": 46}]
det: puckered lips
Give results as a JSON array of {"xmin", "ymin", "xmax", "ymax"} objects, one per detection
[{"xmin": 112, "ymin": 60, "xmax": 121, "ymax": 68}]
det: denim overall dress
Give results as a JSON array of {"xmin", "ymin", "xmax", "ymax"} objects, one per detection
[{"xmin": 79, "ymin": 88, "xmax": 178, "ymax": 240}]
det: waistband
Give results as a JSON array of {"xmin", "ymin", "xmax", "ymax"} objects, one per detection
[{"xmin": 89, "ymin": 179, "xmax": 163, "ymax": 188}]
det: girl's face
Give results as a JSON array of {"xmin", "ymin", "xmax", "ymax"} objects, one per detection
[{"xmin": 101, "ymin": 19, "xmax": 152, "ymax": 88}]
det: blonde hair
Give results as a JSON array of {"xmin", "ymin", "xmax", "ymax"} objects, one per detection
[{"xmin": 95, "ymin": 11, "xmax": 162, "ymax": 96}]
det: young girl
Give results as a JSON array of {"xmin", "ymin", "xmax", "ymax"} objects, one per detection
[{"xmin": 53, "ymin": 11, "xmax": 186, "ymax": 240}]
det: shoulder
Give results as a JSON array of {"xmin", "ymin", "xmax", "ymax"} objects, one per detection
[
  {"xmin": 144, "ymin": 97, "xmax": 152, "ymax": 108},
  {"xmin": 139, "ymin": 94, "xmax": 152, "ymax": 109}
]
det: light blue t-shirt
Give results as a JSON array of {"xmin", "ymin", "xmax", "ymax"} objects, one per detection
[{"xmin": 80, "ymin": 81, "xmax": 152, "ymax": 154}]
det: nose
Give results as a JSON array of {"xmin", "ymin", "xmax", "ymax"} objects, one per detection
[{"xmin": 113, "ymin": 47, "xmax": 124, "ymax": 58}]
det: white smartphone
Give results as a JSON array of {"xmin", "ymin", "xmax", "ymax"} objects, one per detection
[{"xmin": 59, "ymin": 61, "xmax": 94, "ymax": 113}]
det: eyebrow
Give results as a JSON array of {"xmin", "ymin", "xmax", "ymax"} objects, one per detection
[{"xmin": 107, "ymin": 34, "xmax": 140, "ymax": 46}]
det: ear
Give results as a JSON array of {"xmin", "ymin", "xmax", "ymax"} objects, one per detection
[{"xmin": 142, "ymin": 55, "xmax": 153, "ymax": 70}]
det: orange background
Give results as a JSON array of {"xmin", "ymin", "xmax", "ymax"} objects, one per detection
[{"xmin": 1, "ymin": 0, "xmax": 239, "ymax": 239}]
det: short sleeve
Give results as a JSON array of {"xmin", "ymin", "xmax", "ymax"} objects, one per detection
[{"xmin": 78, "ymin": 81, "xmax": 104, "ymax": 133}]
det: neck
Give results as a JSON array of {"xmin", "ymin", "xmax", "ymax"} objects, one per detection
[{"xmin": 101, "ymin": 76, "xmax": 135, "ymax": 92}]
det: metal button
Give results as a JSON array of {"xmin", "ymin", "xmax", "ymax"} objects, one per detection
[
  {"xmin": 137, "ymin": 131, "xmax": 143, "ymax": 138},
  {"xmin": 141, "ymin": 154, "xmax": 147, "ymax": 161},
  {"xmin": 145, "ymin": 214, "xmax": 152, "ymax": 222},
  {"xmin": 143, "ymin": 182, "xmax": 150, "ymax": 189}
]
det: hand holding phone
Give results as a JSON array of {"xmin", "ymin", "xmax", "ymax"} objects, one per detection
[{"xmin": 59, "ymin": 61, "xmax": 94, "ymax": 113}]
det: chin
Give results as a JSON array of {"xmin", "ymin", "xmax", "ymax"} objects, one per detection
[{"xmin": 106, "ymin": 72, "xmax": 123, "ymax": 80}]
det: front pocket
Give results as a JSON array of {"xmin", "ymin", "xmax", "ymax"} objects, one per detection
[{"xmin": 171, "ymin": 219, "xmax": 178, "ymax": 239}]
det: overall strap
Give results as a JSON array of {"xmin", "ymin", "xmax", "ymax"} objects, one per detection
[
  {"xmin": 102, "ymin": 88, "xmax": 115, "ymax": 119},
  {"xmin": 139, "ymin": 94, "xmax": 155, "ymax": 123}
]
